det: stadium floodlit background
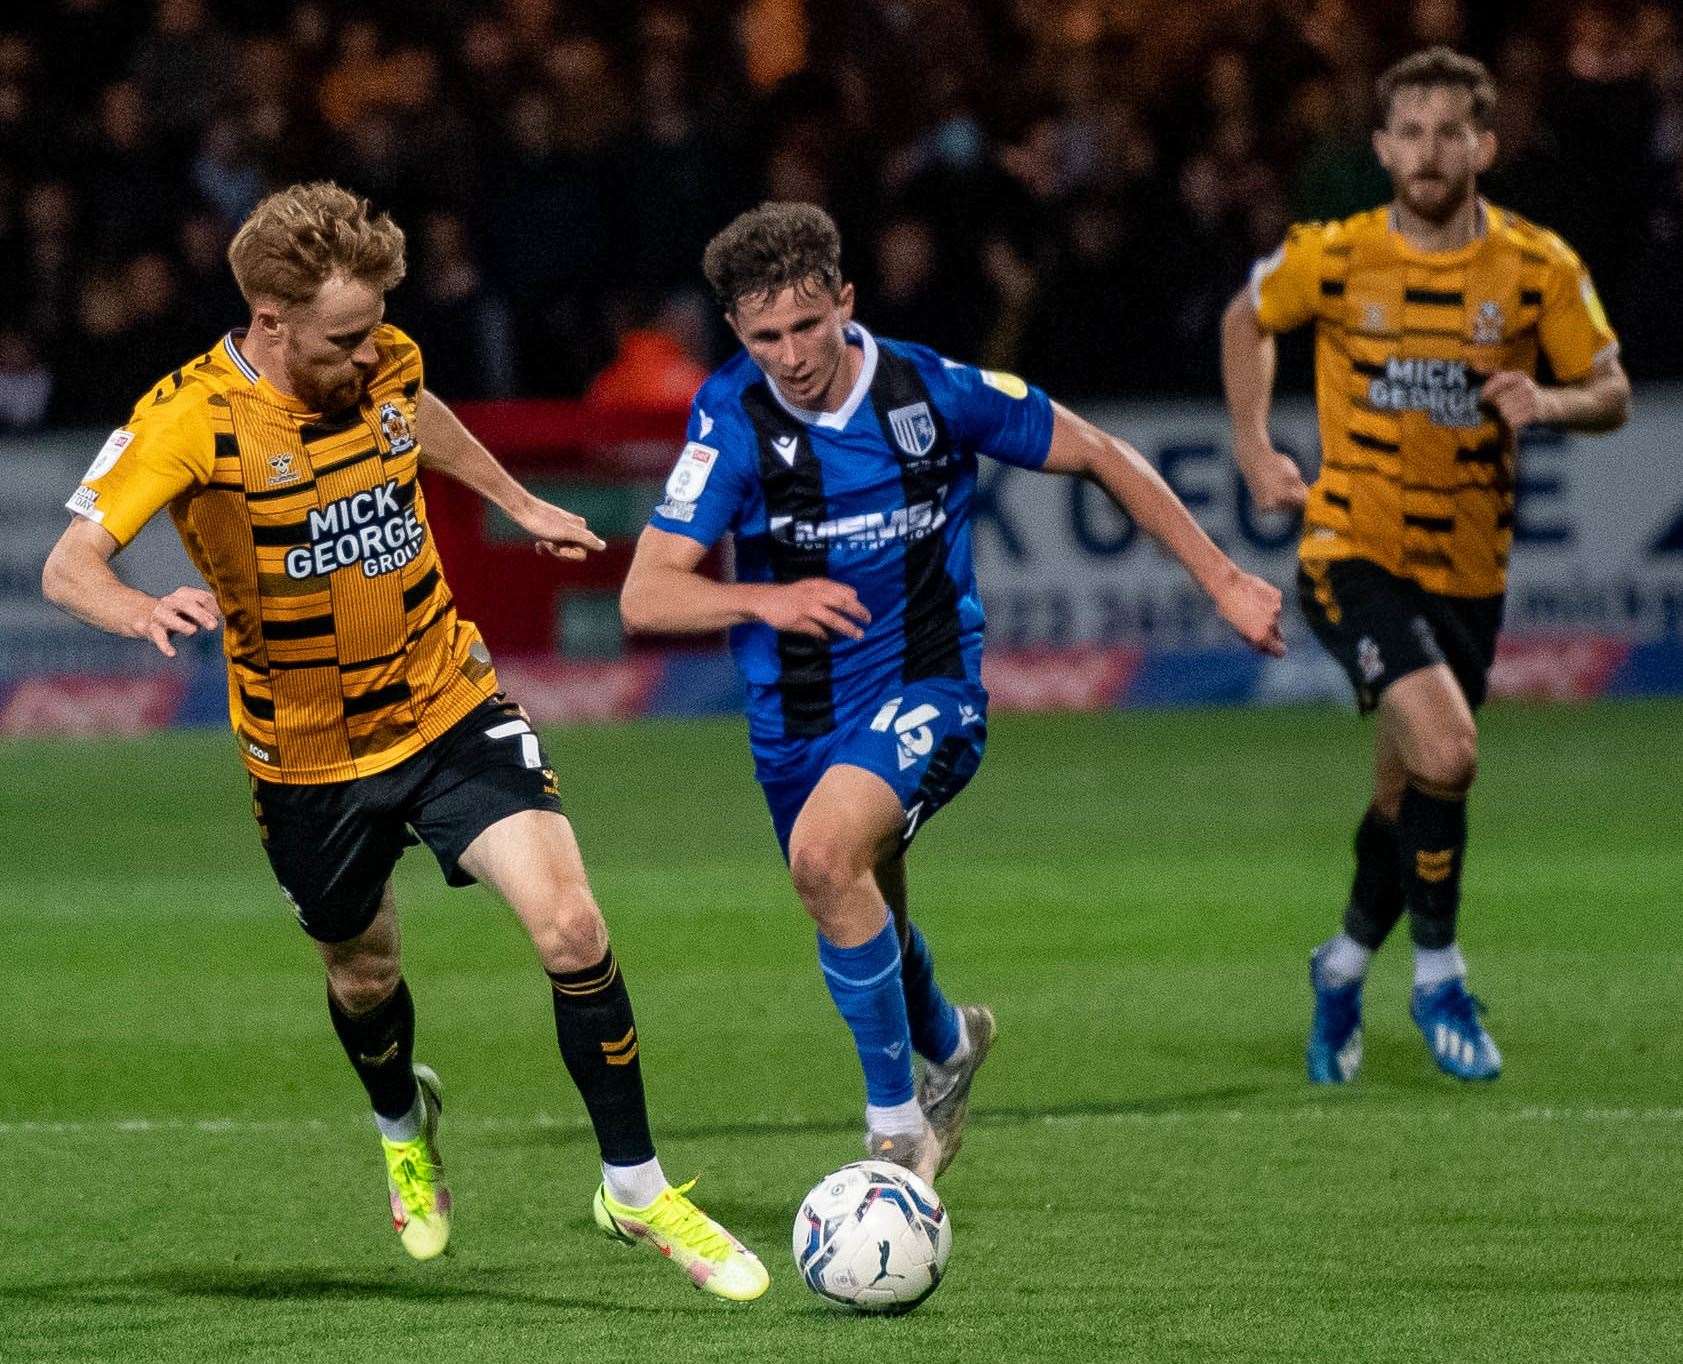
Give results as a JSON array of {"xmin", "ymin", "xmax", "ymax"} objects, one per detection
[{"xmin": 2, "ymin": 2, "xmax": 1680, "ymax": 1361}]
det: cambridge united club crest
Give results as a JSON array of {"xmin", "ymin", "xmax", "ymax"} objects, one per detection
[
  {"xmin": 380, "ymin": 400, "xmax": 416, "ymax": 454},
  {"xmin": 887, "ymin": 401, "xmax": 936, "ymax": 458},
  {"xmin": 1473, "ymin": 300, "xmax": 1504, "ymax": 346}
]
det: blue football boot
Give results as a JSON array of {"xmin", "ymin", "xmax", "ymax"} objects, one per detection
[
  {"xmin": 1306, "ymin": 944, "xmax": 1364, "ymax": 1085},
  {"xmin": 1411, "ymin": 977, "xmax": 1501, "ymax": 1081}
]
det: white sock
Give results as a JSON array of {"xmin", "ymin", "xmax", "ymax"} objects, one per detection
[
  {"xmin": 373, "ymin": 1088, "xmax": 424, "ymax": 1143},
  {"xmin": 936, "ymin": 1009, "xmax": 971, "ymax": 1069},
  {"xmin": 603, "ymin": 1156, "xmax": 668, "ymax": 1210},
  {"xmin": 866, "ymin": 1098, "xmax": 925, "ymax": 1136},
  {"xmin": 1414, "ymin": 943, "xmax": 1467, "ymax": 990},
  {"xmin": 1319, "ymin": 933, "xmax": 1373, "ymax": 986}
]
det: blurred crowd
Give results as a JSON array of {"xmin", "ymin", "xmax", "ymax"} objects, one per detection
[{"xmin": 1, "ymin": 0, "xmax": 1680, "ymax": 430}]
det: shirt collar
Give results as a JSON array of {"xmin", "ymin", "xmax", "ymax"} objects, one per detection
[
  {"xmin": 223, "ymin": 330, "xmax": 260, "ymax": 383},
  {"xmin": 1387, "ymin": 197, "xmax": 1489, "ymax": 250}
]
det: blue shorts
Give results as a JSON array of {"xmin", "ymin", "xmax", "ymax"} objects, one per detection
[{"xmin": 755, "ymin": 678, "xmax": 988, "ymax": 858}]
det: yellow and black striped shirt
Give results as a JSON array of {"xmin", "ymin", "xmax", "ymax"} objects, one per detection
[
  {"xmin": 1251, "ymin": 201, "xmax": 1618, "ymax": 598},
  {"xmin": 66, "ymin": 324, "xmax": 499, "ymax": 783}
]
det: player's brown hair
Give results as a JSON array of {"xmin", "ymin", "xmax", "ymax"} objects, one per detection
[
  {"xmin": 227, "ymin": 182, "xmax": 407, "ymax": 309},
  {"xmin": 1376, "ymin": 47, "xmax": 1497, "ymax": 127},
  {"xmin": 702, "ymin": 202, "xmax": 843, "ymax": 314}
]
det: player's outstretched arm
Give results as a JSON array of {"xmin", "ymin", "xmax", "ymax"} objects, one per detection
[
  {"xmin": 1481, "ymin": 351, "xmax": 1631, "ymax": 434},
  {"xmin": 620, "ymin": 526, "xmax": 870, "ymax": 641},
  {"xmin": 1040, "ymin": 403, "xmax": 1285, "ymax": 657},
  {"xmin": 42, "ymin": 516, "xmax": 221, "ymax": 658},
  {"xmin": 1221, "ymin": 288, "xmax": 1308, "ymax": 514},
  {"xmin": 415, "ymin": 389, "xmax": 605, "ymax": 560}
]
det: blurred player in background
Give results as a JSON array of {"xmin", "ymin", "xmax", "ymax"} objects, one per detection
[
  {"xmin": 621, "ymin": 202, "xmax": 1284, "ymax": 1182},
  {"xmin": 1222, "ymin": 48, "xmax": 1630, "ymax": 1085},
  {"xmin": 40, "ymin": 182, "xmax": 768, "ymax": 1300}
]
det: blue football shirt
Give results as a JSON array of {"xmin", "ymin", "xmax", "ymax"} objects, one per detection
[{"xmin": 648, "ymin": 324, "xmax": 1054, "ymax": 748}]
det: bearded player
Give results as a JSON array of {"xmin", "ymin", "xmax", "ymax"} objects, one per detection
[
  {"xmin": 41, "ymin": 182, "xmax": 768, "ymax": 1299},
  {"xmin": 1221, "ymin": 49, "xmax": 1630, "ymax": 1084}
]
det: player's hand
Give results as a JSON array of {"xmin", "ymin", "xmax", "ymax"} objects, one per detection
[
  {"xmin": 514, "ymin": 497, "xmax": 607, "ymax": 561},
  {"xmin": 1481, "ymin": 371, "xmax": 1552, "ymax": 429},
  {"xmin": 755, "ymin": 579, "xmax": 872, "ymax": 641},
  {"xmin": 140, "ymin": 587, "xmax": 221, "ymax": 658},
  {"xmin": 1238, "ymin": 445, "xmax": 1309, "ymax": 514},
  {"xmin": 1214, "ymin": 568, "xmax": 1286, "ymax": 657}
]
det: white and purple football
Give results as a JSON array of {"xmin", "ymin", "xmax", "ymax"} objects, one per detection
[{"xmin": 792, "ymin": 1159, "xmax": 952, "ymax": 1314}]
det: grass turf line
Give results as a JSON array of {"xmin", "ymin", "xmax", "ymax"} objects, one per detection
[{"xmin": 1, "ymin": 700, "xmax": 1679, "ymax": 1362}]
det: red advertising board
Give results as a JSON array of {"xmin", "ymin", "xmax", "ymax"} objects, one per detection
[{"xmin": 423, "ymin": 402, "xmax": 710, "ymax": 656}]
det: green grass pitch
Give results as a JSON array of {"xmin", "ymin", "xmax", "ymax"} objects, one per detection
[{"xmin": 2, "ymin": 700, "xmax": 1680, "ymax": 1362}]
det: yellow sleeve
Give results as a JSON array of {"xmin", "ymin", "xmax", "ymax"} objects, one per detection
[
  {"xmin": 376, "ymin": 322, "xmax": 425, "ymax": 392},
  {"xmin": 1249, "ymin": 222, "xmax": 1327, "ymax": 333},
  {"xmin": 1537, "ymin": 242, "xmax": 1618, "ymax": 383},
  {"xmin": 65, "ymin": 390, "xmax": 215, "ymax": 549}
]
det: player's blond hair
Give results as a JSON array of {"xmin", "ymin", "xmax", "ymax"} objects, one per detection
[
  {"xmin": 227, "ymin": 182, "xmax": 407, "ymax": 309},
  {"xmin": 1377, "ymin": 47, "xmax": 1497, "ymax": 128},
  {"xmin": 702, "ymin": 202, "xmax": 843, "ymax": 314}
]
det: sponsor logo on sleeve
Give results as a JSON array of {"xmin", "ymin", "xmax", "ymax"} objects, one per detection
[
  {"xmin": 656, "ymin": 441, "xmax": 717, "ymax": 521},
  {"xmin": 664, "ymin": 442, "xmax": 717, "ymax": 502},
  {"xmin": 979, "ymin": 370, "xmax": 1028, "ymax": 400},
  {"xmin": 1248, "ymin": 244, "xmax": 1287, "ymax": 307},
  {"xmin": 83, "ymin": 428, "xmax": 133, "ymax": 483},
  {"xmin": 66, "ymin": 485, "xmax": 102, "ymax": 520},
  {"xmin": 1581, "ymin": 276, "xmax": 1610, "ymax": 333}
]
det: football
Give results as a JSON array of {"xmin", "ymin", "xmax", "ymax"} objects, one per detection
[{"xmin": 792, "ymin": 1160, "xmax": 952, "ymax": 1314}]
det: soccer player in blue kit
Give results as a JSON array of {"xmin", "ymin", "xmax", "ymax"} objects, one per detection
[{"xmin": 621, "ymin": 203, "xmax": 1285, "ymax": 1182}]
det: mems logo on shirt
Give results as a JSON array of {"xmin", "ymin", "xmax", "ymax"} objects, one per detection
[
  {"xmin": 769, "ymin": 496, "xmax": 948, "ymax": 551},
  {"xmin": 284, "ymin": 479, "xmax": 425, "ymax": 580}
]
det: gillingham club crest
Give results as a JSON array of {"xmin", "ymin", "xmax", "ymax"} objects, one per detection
[
  {"xmin": 887, "ymin": 401, "xmax": 936, "ymax": 458},
  {"xmin": 380, "ymin": 400, "xmax": 416, "ymax": 454}
]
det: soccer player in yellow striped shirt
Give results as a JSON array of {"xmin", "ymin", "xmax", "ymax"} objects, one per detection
[
  {"xmin": 1222, "ymin": 49, "xmax": 1630, "ymax": 1084},
  {"xmin": 41, "ymin": 182, "xmax": 767, "ymax": 1298}
]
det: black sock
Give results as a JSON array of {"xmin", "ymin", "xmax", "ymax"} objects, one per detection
[
  {"xmin": 327, "ymin": 978, "xmax": 419, "ymax": 1120},
  {"xmin": 1399, "ymin": 784, "xmax": 1468, "ymax": 950},
  {"xmin": 549, "ymin": 950, "xmax": 656, "ymax": 1166},
  {"xmin": 1342, "ymin": 806, "xmax": 1405, "ymax": 950}
]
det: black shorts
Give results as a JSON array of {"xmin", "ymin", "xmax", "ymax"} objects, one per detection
[
  {"xmin": 1298, "ymin": 559, "xmax": 1504, "ymax": 714},
  {"xmin": 251, "ymin": 695, "xmax": 564, "ymax": 943}
]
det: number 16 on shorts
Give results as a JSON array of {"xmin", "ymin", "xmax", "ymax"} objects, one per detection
[{"xmin": 870, "ymin": 696, "xmax": 942, "ymax": 772}]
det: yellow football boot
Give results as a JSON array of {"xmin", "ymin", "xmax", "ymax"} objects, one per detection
[
  {"xmin": 381, "ymin": 1064, "xmax": 452, "ymax": 1261},
  {"xmin": 593, "ymin": 1179, "xmax": 769, "ymax": 1301}
]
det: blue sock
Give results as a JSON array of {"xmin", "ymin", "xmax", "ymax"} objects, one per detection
[
  {"xmin": 818, "ymin": 914, "xmax": 916, "ymax": 1107},
  {"xmin": 900, "ymin": 922, "xmax": 960, "ymax": 1064}
]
